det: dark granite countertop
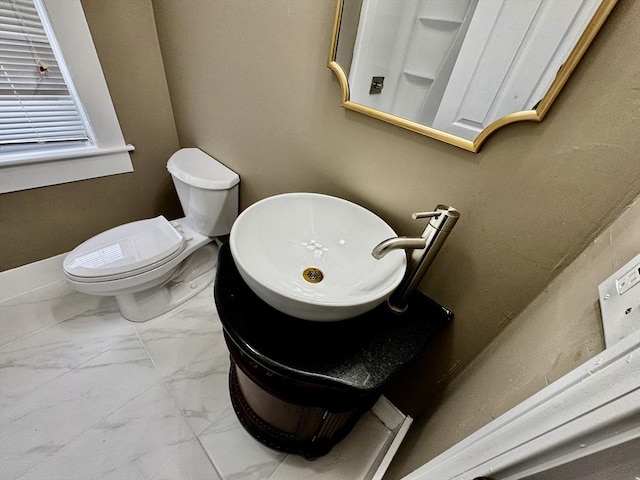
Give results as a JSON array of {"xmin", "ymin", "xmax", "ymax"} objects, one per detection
[{"xmin": 214, "ymin": 242, "xmax": 452, "ymax": 395}]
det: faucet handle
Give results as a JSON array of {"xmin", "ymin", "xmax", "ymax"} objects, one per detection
[
  {"xmin": 413, "ymin": 205, "xmax": 460, "ymax": 221},
  {"xmin": 413, "ymin": 205, "xmax": 460, "ymax": 232},
  {"xmin": 411, "ymin": 211, "xmax": 441, "ymax": 220}
]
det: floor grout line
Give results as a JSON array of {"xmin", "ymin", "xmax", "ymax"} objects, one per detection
[
  {"xmin": 132, "ymin": 317, "xmax": 225, "ymax": 479},
  {"xmin": 0, "ymin": 296, "xmax": 119, "ymax": 350},
  {"xmin": 1, "ymin": 279, "xmax": 401, "ymax": 480}
]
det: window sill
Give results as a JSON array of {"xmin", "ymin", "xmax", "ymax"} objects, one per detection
[{"xmin": 0, "ymin": 145, "xmax": 134, "ymax": 193}]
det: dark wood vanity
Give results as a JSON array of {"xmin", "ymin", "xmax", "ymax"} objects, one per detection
[{"xmin": 214, "ymin": 243, "xmax": 452, "ymax": 459}]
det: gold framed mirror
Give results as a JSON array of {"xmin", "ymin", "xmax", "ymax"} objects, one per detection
[{"xmin": 328, "ymin": 0, "xmax": 618, "ymax": 152}]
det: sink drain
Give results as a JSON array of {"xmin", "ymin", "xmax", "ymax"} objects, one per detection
[{"xmin": 303, "ymin": 267, "xmax": 324, "ymax": 283}]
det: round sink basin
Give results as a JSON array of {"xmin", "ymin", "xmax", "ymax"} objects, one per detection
[{"xmin": 229, "ymin": 192, "xmax": 407, "ymax": 321}]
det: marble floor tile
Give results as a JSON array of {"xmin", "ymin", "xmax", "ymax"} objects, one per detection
[
  {"xmin": 149, "ymin": 439, "xmax": 222, "ymax": 480},
  {"xmin": 138, "ymin": 291, "xmax": 232, "ymax": 434},
  {"xmin": 158, "ymin": 352, "xmax": 232, "ymax": 435},
  {"xmin": 0, "ymin": 305, "xmax": 135, "ymax": 408},
  {"xmin": 0, "ymin": 279, "xmax": 113, "ymax": 347},
  {"xmin": 16, "ymin": 383, "xmax": 202, "ymax": 480},
  {"xmin": 0, "ymin": 337, "xmax": 161, "ymax": 479},
  {"xmin": 198, "ymin": 406, "xmax": 287, "ymax": 480},
  {"xmin": 0, "ymin": 265, "xmax": 400, "ymax": 480}
]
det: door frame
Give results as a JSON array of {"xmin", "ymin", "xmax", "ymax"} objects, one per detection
[{"xmin": 402, "ymin": 329, "xmax": 640, "ymax": 479}]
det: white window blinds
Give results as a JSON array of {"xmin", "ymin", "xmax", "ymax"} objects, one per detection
[{"xmin": 0, "ymin": 0, "xmax": 90, "ymax": 148}]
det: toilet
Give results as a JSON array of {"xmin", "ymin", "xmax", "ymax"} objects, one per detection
[{"xmin": 63, "ymin": 148, "xmax": 239, "ymax": 322}]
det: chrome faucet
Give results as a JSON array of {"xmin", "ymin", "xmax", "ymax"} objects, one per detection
[
  {"xmin": 372, "ymin": 205, "xmax": 460, "ymax": 313},
  {"xmin": 371, "ymin": 237, "xmax": 427, "ymax": 259}
]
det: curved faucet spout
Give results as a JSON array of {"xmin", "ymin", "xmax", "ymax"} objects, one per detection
[
  {"xmin": 372, "ymin": 205, "xmax": 460, "ymax": 313},
  {"xmin": 371, "ymin": 237, "xmax": 427, "ymax": 259}
]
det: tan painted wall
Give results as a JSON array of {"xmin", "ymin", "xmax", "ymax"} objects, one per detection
[
  {"xmin": 385, "ymin": 195, "xmax": 639, "ymax": 479},
  {"xmin": 0, "ymin": 0, "xmax": 181, "ymax": 272},
  {"xmin": 151, "ymin": 0, "xmax": 640, "ymax": 416}
]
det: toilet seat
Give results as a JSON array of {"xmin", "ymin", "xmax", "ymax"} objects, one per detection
[{"xmin": 63, "ymin": 216, "xmax": 186, "ymax": 282}]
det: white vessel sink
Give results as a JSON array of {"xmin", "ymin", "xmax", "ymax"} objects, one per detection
[{"xmin": 229, "ymin": 192, "xmax": 406, "ymax": 321}]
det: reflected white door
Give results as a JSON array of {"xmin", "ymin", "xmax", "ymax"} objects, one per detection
[{"xmin": 432, "ymin": 0, "xmax": 601, "ymax": 140}]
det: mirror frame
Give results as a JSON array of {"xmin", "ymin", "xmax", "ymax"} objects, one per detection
[{"xmin": 328, "ymin": 0, "xmax": 618, "ymax": 152}]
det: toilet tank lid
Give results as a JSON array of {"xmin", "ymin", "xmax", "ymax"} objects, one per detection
[{"xmin": 167, "ymin": 148, "xmax": 239, "ymax": 190}]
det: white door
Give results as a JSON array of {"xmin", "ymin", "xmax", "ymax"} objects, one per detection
[{"xmin": 432, "ymin": 0, "xmax": 601, "ymax": 140}]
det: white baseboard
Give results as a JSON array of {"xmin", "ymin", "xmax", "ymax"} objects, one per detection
[
  {"xmin": 369, "ymin": 396, "xmax": 413, "ymax": 480},
  {"xmin": 0, "ymin": 253, "xmax": 67, "ymax": 302}
]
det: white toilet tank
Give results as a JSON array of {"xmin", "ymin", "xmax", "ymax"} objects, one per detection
[{"xmin": 167, "ymin": 148, "xmax": 239, "ymax": 237}]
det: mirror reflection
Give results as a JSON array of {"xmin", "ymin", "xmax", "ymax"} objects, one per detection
[{"xmin": 329, "ymin": 0, "xmax": 617, "ymax": 152}]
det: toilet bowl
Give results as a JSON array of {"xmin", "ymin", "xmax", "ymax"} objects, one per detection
[{"xmin": 63, "ymin": 148, "xmax": 239, "ymax": 322}]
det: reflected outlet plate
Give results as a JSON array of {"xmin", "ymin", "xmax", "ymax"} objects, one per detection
[{"xmin": 598, "ymin": 253, "xmax": 640, "ymax": 348}]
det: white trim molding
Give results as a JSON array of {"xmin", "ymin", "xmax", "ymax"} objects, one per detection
[
  {"xmin": 0, "ymin": 252, "xmax": 67, "ymax": 302},
  {"xmin": 0, "ymin": 0, "xmax": 133, "ymax": 193},
  {"xmin": 0, "ymin": 143, "xmax": 135, "ymax": 193},
  {"xmin": 370, "ymin": 396, "xmax": 414, "ymax": 480},
  {"xmin": 403, "ymin": 329, "xmax": 640, "ymax": 480}
]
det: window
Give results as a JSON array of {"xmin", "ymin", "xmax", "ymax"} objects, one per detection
[
  {"xmin": 0, "ymin": 0, "xmax": 133, "ymax": 193},
  {"xmin": 0, "ymin": 0, "xmax": 90, "ymax": 151}
]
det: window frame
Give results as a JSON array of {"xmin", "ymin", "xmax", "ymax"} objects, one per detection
[{"xmin": 0, "ymin": 0, "xmax": 134, "ymax": 194}]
